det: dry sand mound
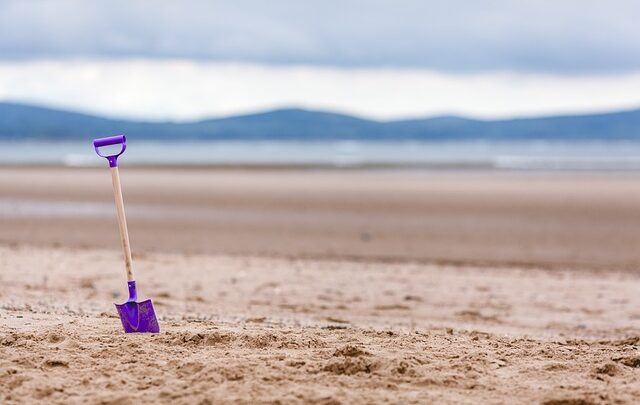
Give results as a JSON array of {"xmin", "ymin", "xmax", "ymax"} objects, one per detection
[
  {"xmin": 2, "ymin": 322, "xmax": 640, "ymax": 404},
  {"xmin": 1, "ymin": 245, "xmax": 640, "ymax": 403}
]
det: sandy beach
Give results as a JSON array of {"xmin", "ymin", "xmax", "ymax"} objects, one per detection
[{"xmin": 1, "ymin": 168, "xmax": 640, "ymax": 404}]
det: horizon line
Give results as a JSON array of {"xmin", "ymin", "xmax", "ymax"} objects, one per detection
[{"xmin": 2, "ymin": 99, "xmax": 640, "ymax": 125}]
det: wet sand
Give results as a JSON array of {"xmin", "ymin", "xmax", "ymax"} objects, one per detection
[
  {"xmin": 1, "ymin": 168, "xmax": 640, "ymax": 403},
  {"xmin": 0, "ymin": 167, "xmax": 640, "ymax": 270}
]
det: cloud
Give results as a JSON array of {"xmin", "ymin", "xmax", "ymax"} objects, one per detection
[
  {"xmin": 2, "ymin": 59, "xmax": 640, "ymax": 121},
  {"xmin": 1, "ymin": 0, "xmax": 640, "ymax": 73}
]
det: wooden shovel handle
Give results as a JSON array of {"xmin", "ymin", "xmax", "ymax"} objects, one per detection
[{"xmin": 110, "ymin": 167, "xmax": 134, "ymax": 281}]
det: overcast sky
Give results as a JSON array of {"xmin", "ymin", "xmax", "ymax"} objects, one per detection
[{"xmin": 1, "ymin": 0, "xmax": 640, "ymax": 120}]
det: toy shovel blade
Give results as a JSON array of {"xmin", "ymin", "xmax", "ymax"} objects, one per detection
[
  {"xmin": 115, "ymin": 299, "xmax": 160, "ymax": 333},
  {"xmin": 114, "ymin": 280, "xmax": 160, "ymax": 333}
]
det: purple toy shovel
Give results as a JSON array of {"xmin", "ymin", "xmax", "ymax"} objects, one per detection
[{"xmin": 94, "ymin": 135, "xmax": 160, "ymax": 333}]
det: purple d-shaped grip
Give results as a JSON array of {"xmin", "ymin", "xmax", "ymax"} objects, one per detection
[{"xmin": 94, "ymin": 135, "xmax": 126, "ymax": 167}]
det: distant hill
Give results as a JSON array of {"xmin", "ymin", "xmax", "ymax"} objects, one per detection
[{"xmin": 2, "ymin": 101, "xmax": 640, "ymax": 140}]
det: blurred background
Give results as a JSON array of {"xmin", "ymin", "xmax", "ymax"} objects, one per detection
[
  {"xmin": 1, "ymin": 0, "xmax": 640, "ymax": 271},
  {"xmin": 1, "ymin": 0, "xmax": 640, "ymax": 169}
]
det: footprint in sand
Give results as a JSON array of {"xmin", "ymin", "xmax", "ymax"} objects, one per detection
[
  {"xmin": 43, "ymin": 359, "xmax": 69, "ymax": 368},
  {"xmin": 47, "ymin": 332, "xmax": 65, "ymax": 344},
  {"xmin": 374, "ymin": 304, "xmax": 411, "ymax": 311},
  {"xmin": 455, "ymin": 309, "xmax": 502, "ymax": 323}
]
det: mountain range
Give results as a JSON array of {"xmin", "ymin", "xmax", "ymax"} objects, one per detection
[{"xmin": 2, "ymin": 101, "xmax": 640, "ymax": 141}]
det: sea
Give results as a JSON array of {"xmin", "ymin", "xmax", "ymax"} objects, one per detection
[{"xmin": 1, "ymin": 140, "xmax": 640, "ymax": 172}]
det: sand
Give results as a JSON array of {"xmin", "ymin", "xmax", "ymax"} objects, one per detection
[
  {"xmin": 1, "ymin": 168, "xmax": 640, "ymax": 270},
  {"xmin": 1, "ymin": 168, "xmax": 640, "ymax": 404}
]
